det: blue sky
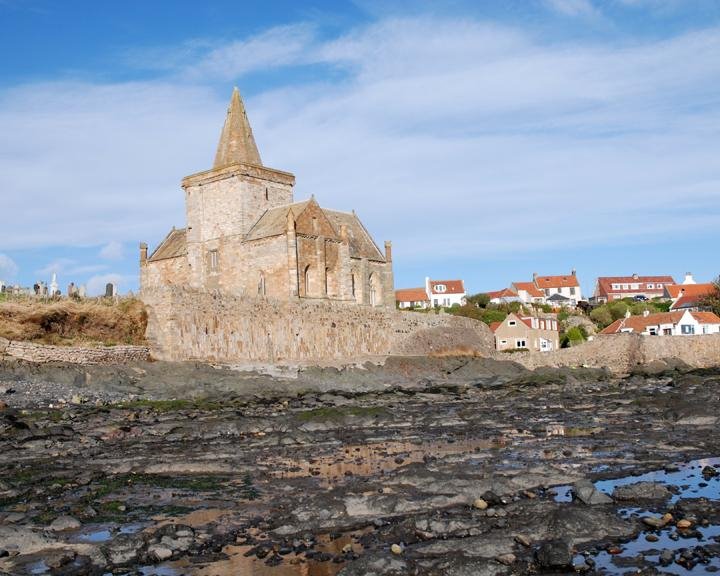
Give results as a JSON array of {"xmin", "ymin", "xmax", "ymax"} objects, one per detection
[{"xmin": 1, "ymin": 0, "xmax": 719, "ymax": 296}]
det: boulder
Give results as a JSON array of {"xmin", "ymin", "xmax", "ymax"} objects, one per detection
[{"xmin": 573, "ymin": 480, "xmax": 612, "ymax": 505}]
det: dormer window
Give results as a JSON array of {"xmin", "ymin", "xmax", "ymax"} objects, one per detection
[{"xmin": 435, "ymin": 284, "xmax": 446, "ymax": 293}]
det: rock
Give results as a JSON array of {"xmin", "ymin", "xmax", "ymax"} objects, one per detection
[
  {"xmin": 677, "ymin": 519, "xmax": 692, "ymax": 529},
  {"xmin": 702, "ymin": 465, "xmax": 718, "ymax": 477},
  {"xmin": 148, "ymin": 544, "xmax": 173, "ymax": 561},
  {"xmin": 645, "ymin": 534, "xmax": 659, "ymax": 542},
  {"xmin": 390, "ymin": 543, "xmax": 403, "ymax": 555},
  {"xmin": 642, "ymin": 515, "xmax": 669, "ymax": 529},
  {"xmin": 612, "ymin": 482, "xmax": 671, "ymax": 501},
  {"xmin": 473, "ymin": 498, "xmax": 488, "ymax": 510},
  {"xmin": 495, "ymin": 553, "xmax": 516, "ymax": 565},
  {"xmin": 660, "ymin": 549, "xmax": 674, "ymax": 565},
  {"xmin": 535, "ymin": 539, "xmax": 572, "ymax": 569},
  {"xmin": 48, "ymin": 515, "xmax": 81, "ymax": 531},
  {"xmin": 0, "ymin": 400, "xmax": 7, "ymax": 411},
  {"xmin": 515, "ymin": 534, "xmax": 531, "ymax": 547},
  {"xmin": 573, "ymin": 480, "xmax": 613, "ymax": 505}
]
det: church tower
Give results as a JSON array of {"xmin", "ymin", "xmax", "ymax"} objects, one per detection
[{"xmin": 182, "ymin": 88, "xmax": 296, "ymax": 289}]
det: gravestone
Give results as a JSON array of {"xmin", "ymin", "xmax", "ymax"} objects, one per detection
[{"xmin": 105, "ymin": 283, "xmax": 116, "ymax": 298}]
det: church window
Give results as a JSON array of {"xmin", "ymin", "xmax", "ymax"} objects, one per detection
[
  {"xmin": 325, "ymin": 267, "xmax": 330, "ymax": 295},
  {"xmin": 304, "ymin": 265, "xmax": 312, "ymax": 296},
  {"xmin": 351, "ymin": 274, "xmax": 356, "ymax": 297},
  {"xmin": 258, "ymin": 273, "xmax": 266, "ymax": 296},
  {"xmin": 265, "ymin": 187, "xmax": 269, "ymax": 201},
  {"xmin": 209, "ymin": 250, "xmax": 219, "ymax": 272}
]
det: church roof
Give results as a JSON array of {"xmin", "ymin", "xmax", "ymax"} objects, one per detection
[
  {"xmin": 323, "ymin": 209, "xmax": 385, "ymax": 262},
  {"xmin": 148, "ymin": 228, "xmax": 187, "ymax": 262},
  {"xmin": 244, "ymin": 201, "xmax": 311, "ymax": 241},
  {"xmin": 213, "ymin": 87, "xmax": 262, "ymax": 169},
  {"xmin": 244, "ymin": 201, "xmax": 386, "ymax": 262}
]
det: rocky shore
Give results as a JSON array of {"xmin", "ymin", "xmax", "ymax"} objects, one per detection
[{"xmin": 1, "ymin": 356, "xmax": 720, "ymax": 575}]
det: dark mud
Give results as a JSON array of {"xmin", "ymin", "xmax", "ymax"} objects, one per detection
[{"xmin": 1, "ymin": 357, "xmax": 720, "ymax": 575}]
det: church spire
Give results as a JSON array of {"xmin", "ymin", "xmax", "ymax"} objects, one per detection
[{"xmin": 213, "ymin": 87, "xmax": 262, "ymax": 169}]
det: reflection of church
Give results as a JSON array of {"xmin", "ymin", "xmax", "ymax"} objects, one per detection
[{"xmin": 141, "ymin": 88, "xmax": 394, "ymax": 308}]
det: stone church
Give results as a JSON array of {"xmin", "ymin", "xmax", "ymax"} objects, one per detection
[{"xmin": 140, "ymin": 88, "xmax": 394, "ymax": 308}]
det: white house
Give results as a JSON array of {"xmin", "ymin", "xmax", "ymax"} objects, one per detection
[
  {"xmin": 601, "ymin": 310, "xmax": 720, "ymax": 336},
  {"xmin": 511, "ymin": 282, "xmax": 546, "ymax": 305},
  {"xmin": 533, "ymin": 270, "xmax": 582, "ymax": 306},
  {"xmin": 426, "ymin": 278, "xmax": 466, "ymax": 308}
]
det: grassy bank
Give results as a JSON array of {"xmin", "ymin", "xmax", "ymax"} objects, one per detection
[{"xmin": 0, "ymin": 297, "xmax": 147, "ymax": 346}]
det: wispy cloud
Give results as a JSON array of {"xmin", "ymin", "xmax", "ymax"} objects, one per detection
[
  {"xmin": 1, "ymin": 14, "xmax": 719, "ymax": 277},
  {"xmin": 544, "ymin": 0, "xmax": 603, "ymax": 18},
  {"xmin": 0, "ymin": 254, "xmax": 19, "ymax": 279},
  {"xmin": 99, "ymin": 240, "xmax": 124, "ymax": 261},
  {"xmin": 36, "ymin": 258, "xmax": 108, "ymax": 277}
]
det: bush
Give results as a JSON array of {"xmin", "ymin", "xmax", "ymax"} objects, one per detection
[
  {"xmin": 590, "ymin": 307, "xmax": 613, "ymax": 328},
  {"xmin": 561, "ymin": 326, "xmax": 586, "ymax": 348},
  {"xmin": 467, "ymin": 293, "xmax": 490, "ymax": 308},
  {"xmin": 607, "ymin": 301, "xmax": 629, "ymax": 321}
]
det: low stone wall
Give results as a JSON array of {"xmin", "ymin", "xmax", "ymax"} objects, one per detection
[
  {"xmin": 142, "ymin": 287, "xmax": 494, "ymax": 363},
  {"xmin": 509, "ymin": 333, "xmax": 720, "ymax": 374},
  {"xmin": 0, "ymin": 336, "xmax": 149, "ymax": 365}
]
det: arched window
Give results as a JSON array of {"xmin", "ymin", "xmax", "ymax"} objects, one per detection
[
  {"xmin": 304, "ymin": 265, "xmax": 312, "ymax": 297},
  {"xmin": 265, "ymin": 187, "xmax": 269, "ymax": 201},
  {"xmin": 258, "ymin": 273, "xmax": 266, "ymax": 296},
  {"xmin": 351, "ymin": 273, "xmax": 356, "ymax": 297},
  {"xmin": 369, "ymin": 273, "xmax": 382, "ymax": 306}
]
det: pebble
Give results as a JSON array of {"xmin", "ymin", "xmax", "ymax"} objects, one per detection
[
  {"xmin": 495, "ymin": 553, "xmax": 516, "ymax": 565},
  {"xmin": 473, "ymin": 498, "xmax": 488, "ymax": 510},
  {"xmin": 677, "ymin": 519, "xmax": 692, "ymax": 529},
  {"xmin": 515, "ymin": 534, "xmax": 532, "ymax": 547},
  {"xmin": 149, "ymin": 545, "xmax": 173, "ymax": 561},
  {"xmin": 390, "ymin": 543, "xmax": 403, "ymax": 555},
  {"xmin": 645, "ymin": 534, "xmax": 659, "ymax": 542},
  {"xmin": 48, "ymin": 515, "xmax": 81, "ymax": 531}
]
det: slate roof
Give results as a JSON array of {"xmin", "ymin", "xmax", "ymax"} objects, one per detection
[{"xmin": 148, "ymin": 228, "xmax": 187, "ymax": 262}]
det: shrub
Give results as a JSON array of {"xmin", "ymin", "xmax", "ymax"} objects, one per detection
[
  {"xmin": 467, "ymin": 293, "xmax": 490, "ymax": 308},
  {"xmin": 607, "ymin": 301, "xmax": 629, "ymax": 321},
  {"xmin": 590, "ymin": 307, "xmax": 613, "ymax": 328}
]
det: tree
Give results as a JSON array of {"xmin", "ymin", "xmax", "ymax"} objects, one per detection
[
  {"xmin": 467, "ymin": 293, "xmax": 490, "ymax": 308},
  {"xmin": 700, "ymin": 276, "xmax": 720, "ymax": 316}
]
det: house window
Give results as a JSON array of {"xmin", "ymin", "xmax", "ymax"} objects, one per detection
[
  {"xmin": 647, "ymin": 283, "xmax": 654, "ymax": 289},
  {"xmin": 516, "ymin": 339, "xmax": 526, "ymax": 348},
  {"xmin": 433, "ymin": 299, "xmax": 439, "ymax": 307},
  {"xmin": 648, "ymin": 327, "xmax": 657, "ymax": 336},
  {"xmin": 435, "ymin": 284, "xmax": 446, "ymax": 293},
  {"xmin": 657, "ymin": 284, "xmax": 663, "ymax": 288},
  {"xmin": 209, "ymin": 250, "xmax": 219, "ymax": 272},
  {"xmin": 681, "ymin": 325, "xmax": 695, "ymax": 335},
  {"xmin": 508, "ymin": 320, "xmax": 516, "ymax": 326},
  {"xmin": 500, "ymin": 340, "xmax": 507, "ymax": 345},
  {"xmin": 663, "ymin": 328, "xmax": 672, "ymax": 335},
  {"xmin": 570, "ymin": 287, "xmax": 576, "ymax": 295}
]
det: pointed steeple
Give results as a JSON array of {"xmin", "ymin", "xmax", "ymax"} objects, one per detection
[{"xmin": 213, "ymin": 87, "xmax": 262, "ymax": 169}]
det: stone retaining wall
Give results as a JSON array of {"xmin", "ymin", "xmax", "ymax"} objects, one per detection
[
  {"xmin": 142, "ymin": 287, "xmax": 494, "ymax": 363},
  {"xmin": 510, "ymin": 333, "xmax": 720, "ymax": 374},
  {"xmin": 0, "ymin": 336, "xmax": 149, "ymax": 365}
]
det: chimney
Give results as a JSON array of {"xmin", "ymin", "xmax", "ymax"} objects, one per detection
[
  {"xmin": 571, "ymin": 268, "xmax": 576, "ymax": 277},
  {"xmin": 632, "ymin": 272, "xmax": 639, "ymax": 280},
  {"xmin": 683, "ymin": 272, "xmax": 696, "ymax": 285},
  {"xmin": 139, "ymin": 242, "xmax": 148, "ymax": 264},
  {"xmin": 533, "ymin": 272, "xmax": 538, "ymax": 280},
  {"xmin": 384, "ymin": 240, "xmax": 392, "ymax": 262}
]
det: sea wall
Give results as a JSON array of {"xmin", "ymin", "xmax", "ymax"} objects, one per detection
[
  {"xmin": 0, "ymin": 337, "xmax": 149, "ymax": 365},
  {"xmin": 142, "ymin": 287, "xmax": 495, "ymax": 363},
  {"xmin": 510, "ymin": 333, "xmax": 720, "ymax": 374}
]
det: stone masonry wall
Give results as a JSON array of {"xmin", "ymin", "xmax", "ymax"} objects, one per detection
[
  {"xmin": 510, "ymin": 333, "xmax": 720, "ymax": 374},
  {"xmin": 0, "ymin": 337, "xmax": 149, "ymax": 365},
  {"xmin": 142, "ymin": 287, "xmax": 494, "ymax": 363}
]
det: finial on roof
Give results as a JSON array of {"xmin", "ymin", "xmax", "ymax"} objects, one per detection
[{"xmin": 213, "ymin": 87, "xmax": 262, "ymax": 169}]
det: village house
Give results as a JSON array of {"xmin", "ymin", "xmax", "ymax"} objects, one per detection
[
  {"xmin": 533, "ymin": 271, "xmax": 582, "ymax": 306},
  {"xmin": 601, "ymin": 310, "xmax": 720, "ymax": 336},
  {"xmin": 486, "ymin": 288, "xmax": 521, "ymax": 305},
  {"xmin": 141, "ymin": 88, "xmax": 394, "ymax": 307},
  {"xmin": 592, "ymin": 273, "xmax": 675, "ymax": 303},
  {"xmin": 510, "ymin": 282, "xmax": 546, "ymax": 305},
  {"xmin": 664, "ymin": 274, "xmax": 717, "ymax": 311},
  {"xmin": 395, "ymin": 287, "xmax": 430, "ymax": 309},
  {"xmin": 395, "ymin": 278, "xmax": 466, "ymax": 308},
  {"xmin": 491, "ymin": 313, "xmax": 560, "ymax": 352}
]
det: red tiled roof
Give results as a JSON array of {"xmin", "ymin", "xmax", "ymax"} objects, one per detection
[
  {"xmin": 489, "ymin": 321, "xmax": 502, "ymax": 333},
  {"xmin": 601, "ymin": 311, "xmax": 720, "ymax": 334},
  {"xmin": 666, "ymin": 283, "xmax": 716, "ymax": 299},
  {"xmin": 512, "ymin": 282, "xmax": 544, "ymax": 298},
  {"xmin": 486, "ymin": 288, "xmax": 516, "ymax": 300},
  {"xmin": 535, "ymin": 274, "xmax": 579, "ymax": 288},
  {"xmin": 395, "ymin": 287, "xmax": 429, "ymax": 303},
  {"xmin": 429, "ymin": 280, "xmax": 465, "ymax": 295},
  {"xmin": 596, "ymin": 276, "xmax": 675, "ymax": 297}
]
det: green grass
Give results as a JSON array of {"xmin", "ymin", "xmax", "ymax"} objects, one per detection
[
  {"xmin": 296, "ymin": 405, "xmax": 387, "ymax": 422},
  {"xmin": 111, "ymin": 398, "xmax": 225, "ymax": 412}
]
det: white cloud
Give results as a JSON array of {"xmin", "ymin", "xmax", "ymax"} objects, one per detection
[
  {"xmin": 1, "ymin": 16, "xmax": 719, "ymax": 272},
  {"xmin": 0, "ymin": 254, "xmax": 19, "ymax": 279},
  {"xmin": 36, "ymin": 258, "xmax": 108, "ymax": 277},
  {"xmin": 544, "ymin": 0, "xmax": 602, "ymax": 18},
  {"xmin": 99, "ymin": 240, "xmax": 124, "ymax": 260}
]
